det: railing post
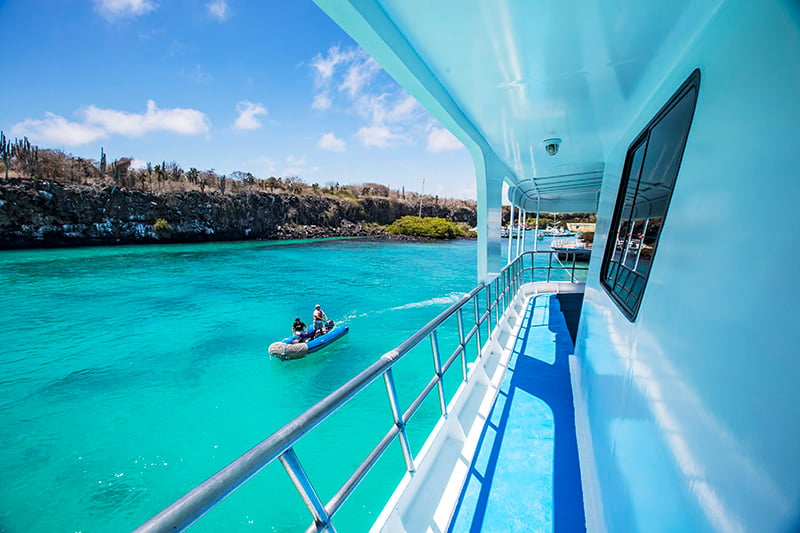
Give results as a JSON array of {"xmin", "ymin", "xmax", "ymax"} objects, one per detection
[
  {"xmin": 547, "ymin": 251, "xmax": 553, "ymax": 282},
  {"xmin": 485, "ymin": 283, "xmax": 492, "ymax": 339},
  {"xmin": 474, "ymin": 294, "xmax": 483, "ymax": 356},
  {"xmin": 571, "ymin": 252, "xmax": 577, "ymax": 282},
  {"xmin": 489, "ymin": 276, "xmax": 501, "ymax": 330},
  {"xmin": 457, "ymin": 307, "xmax": 467, "ymax": 381},
  {"xmin": 383, "ymin": 369, "xmax": 416, "ymax": 473},
  {"xmin": 429, "ymin": 331, "xmax": 447, "ymax": 417},
  {"xmin": 503, "ymin": 263, "xmax": 506, "ymax": 310},
  {"xmin": 279, "ymin": 448, "xmax": 337, "ymax": 533},
  {"xmin": 497, "ymin": 263, "xmax": 511, "ymax": 309}
]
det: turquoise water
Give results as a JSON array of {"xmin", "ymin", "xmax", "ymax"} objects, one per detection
[
  {"xmin": 0, "ymin": 238, "xmax": 482, "ymax": 532},
  {"xmin": 0, "ymin": 235, "xmax": 585, "ymax": 532}
]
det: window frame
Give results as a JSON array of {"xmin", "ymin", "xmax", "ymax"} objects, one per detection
[{"xmin": 600, "ymin": 69, "xmax": 701, "ymax": 321}]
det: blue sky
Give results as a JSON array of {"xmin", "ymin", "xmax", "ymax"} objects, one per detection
[{"xmin": 0, "ymin": 0, "xmax": 477, "ymax": 199}]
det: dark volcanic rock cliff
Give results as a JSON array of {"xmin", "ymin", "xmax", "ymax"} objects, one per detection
[{"xmin": 0, "ymin": 178, "xmax": 477, "ymax": 248}]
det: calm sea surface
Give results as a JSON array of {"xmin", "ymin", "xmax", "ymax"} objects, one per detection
[
  {"xmin": 0, "ymin": 238, "xmax": 486, "ymax": 532},
  {"xmin": 0, "ymin": 235, "xmax": 579, "ymax": 532}
]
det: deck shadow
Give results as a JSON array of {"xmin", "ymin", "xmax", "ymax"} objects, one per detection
[{"xmin": 448, "ymin": 295, "xmax": 586, "ymax": 532}]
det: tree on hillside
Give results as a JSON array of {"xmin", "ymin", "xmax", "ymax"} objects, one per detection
[{"xmin": 283, "ymin": 176, "xmax": 305, "ymax": 194}]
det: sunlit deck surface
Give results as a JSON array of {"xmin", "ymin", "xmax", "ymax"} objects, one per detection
[{"xmin": 448, "ymin": 293, "xmax": 586, "ymax": 532}]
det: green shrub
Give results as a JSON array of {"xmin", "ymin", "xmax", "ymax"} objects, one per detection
[
  {"xmin": 386, "ymin": 216, "xmax": 466, "ymax": 239},
  {"xmin": 153, "ymin": 218, "xmax": 174, "ymax": 238},
  {"xmin": 456, "ymin": 221, "xmax": 477, "ymax": 238}
]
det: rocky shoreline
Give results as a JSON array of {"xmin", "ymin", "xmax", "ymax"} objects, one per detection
[{"xmin": 0, "ymin": 178, "xmax": 476, "ymax": 249}]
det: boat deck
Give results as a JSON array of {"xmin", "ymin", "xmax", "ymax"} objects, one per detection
[{"xmin": 447, "ymin": 293, "xmax": 586, "ymax": 532}]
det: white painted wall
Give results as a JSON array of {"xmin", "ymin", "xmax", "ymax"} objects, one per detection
[{"xmin": 574, "ymin": 1, "xmax": 800, "ymax": 531}]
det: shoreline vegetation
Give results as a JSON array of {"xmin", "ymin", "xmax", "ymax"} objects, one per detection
[
  {"xmin": 0, "ymin": 133, "xmax": 595, "ymax": 249},
  {"xmin": 0, "ymin": 134, "xmax": 477, "ymax": 249}
]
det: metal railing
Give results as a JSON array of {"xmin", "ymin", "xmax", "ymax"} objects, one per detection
[{"xmin": 135, "ymin": 251, "xmax": 588, "ymax": 533}]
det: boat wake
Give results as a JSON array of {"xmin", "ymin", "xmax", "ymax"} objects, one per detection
[
  {"xmin": 340, "ymin": 292, "xmax": 465, "ymax": 321},
  {"xmin": 387, "ymin": 292, "xmax": 464, "ymax": 311}
]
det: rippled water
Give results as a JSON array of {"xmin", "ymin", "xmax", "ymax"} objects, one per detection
[{"xmin": 0, "ymin": 238, "xmax": 482, "ymax": 532}]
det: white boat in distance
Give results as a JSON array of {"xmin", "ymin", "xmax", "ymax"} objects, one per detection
[
  {"xmin": 136, "ymin": 1, "xmax": 800, "ymax": 532},
  {"xmin": 539, "ymin": 225, "xmax": 577, "ymax": 237}
]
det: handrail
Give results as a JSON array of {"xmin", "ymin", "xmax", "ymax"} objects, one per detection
[{"xmin": 134, "ymin": 250, "xmax": 588, "ymax": 532}]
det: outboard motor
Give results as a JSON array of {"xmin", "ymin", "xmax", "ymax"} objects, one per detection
[{"xmin": 325, "ymin": 319, "xmax": 335, "ymax": 330}]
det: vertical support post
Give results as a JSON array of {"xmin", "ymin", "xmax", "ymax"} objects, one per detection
[
  {"xmin": 490, "ymin": 278, "xmax": 497, "ymax": 329},
  {"xmin": 502, "ymin": 269, "xmax": 508, "ymax": 311},
  {"xmin": 383, "ymin": 369, "xmax": 416, "ymax": 473},
  {"xmin": 506, "ymin": 203, "xmax": 515, "ymax": 265},
  {"xmin": 547, "ymin": 252, "xmax": 553, "ymax": 282},
  {"xmin": 457, "ymin": 307, "xmax": 467, "ymax": 381},
  {"xmin": 506, "ymin": 267, "xmax": 512, "ymax": 309},
  {"xmin": 429, "ymin": 331, "xmax": 447, "ymax": 417},
  {"xmin": 485, "ymin": 282, "xmax": 492, "ymax": 339},
  {"xmin": 495, "ymin": 277, "xmax": 501, "ymax": 325},
  {"xmin": 474, "ymin": 295, "xmax": 483, "ymax": 356},
  {"xmin": 279, "ymin": 448, "xmax": 337, "ymax": 533},
  {"xmin": 475, "ymin": 156, "xmax": 503, "ymax": 282},
  {"xmin": 533, "ymin": 198, "xmax": 541, "ymax": 253},
  {"xmin": 571, "ymin": 252, "xmax": 577, "ymax": 282}
]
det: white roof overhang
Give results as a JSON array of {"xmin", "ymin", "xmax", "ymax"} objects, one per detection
[{"xmin": 314, "ymin": 0, "xmax": 722, "ymax": 213}]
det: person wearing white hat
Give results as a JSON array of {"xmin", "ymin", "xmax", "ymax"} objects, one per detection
[{"xmin": 312, "ymin": 304, "xmax": 328, "ymax": 337}]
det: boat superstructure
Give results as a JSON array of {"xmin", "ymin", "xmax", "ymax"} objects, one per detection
[{"xmin": 136, "ymin": 1, "xmax": 800, "ymax": 531}]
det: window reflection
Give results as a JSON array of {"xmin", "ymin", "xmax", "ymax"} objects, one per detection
[{"xmin": 600, "ymin": 70, "xmax": 700, "ymax": 320}]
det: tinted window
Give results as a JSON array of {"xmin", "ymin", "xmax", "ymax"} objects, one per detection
[{"xmin": 601, "ymin": 70, "xmax": 700, "ymax": 320}]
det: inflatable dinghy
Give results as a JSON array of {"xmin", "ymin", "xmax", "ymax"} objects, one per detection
[{"xmin": 269, "ymin": 324, "xmax": 349, "ymax": 360}]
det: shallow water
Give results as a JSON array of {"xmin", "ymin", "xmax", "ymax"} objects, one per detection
[{"xmin": 0, "ymin": 238, "xmax": 481, "ymax": 532}]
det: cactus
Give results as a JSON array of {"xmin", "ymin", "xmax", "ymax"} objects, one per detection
[
  {"xmin": 112, "ymin": 160, "xmax": 120, "ymax": 188},
  {"xmin": 0, "ymin": 131, "xmax": 10, "ymax": 178},
  {"xmin": 99, "ymin": 147, "xmax": 106, "ymax": 180},
  {"xmin": 10, "ymin": 136, "xmax": 39, "ymax": 178}
]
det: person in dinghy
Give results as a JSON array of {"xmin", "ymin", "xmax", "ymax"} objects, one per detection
[
  {"xmin": 312, "ymin": 304, "xmax": 329, "ymax": 338},
  {"xmin": 291, "ymin": 317, "xmax": 310, "ymax": 342},
  {"xmin": 269, "ymin": 305, "xmax": 349, "ymax": 359}
]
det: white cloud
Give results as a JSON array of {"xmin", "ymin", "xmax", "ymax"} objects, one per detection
[
  {"xmin": 83, "ymin": 100, "xmax": 210, "ymax": 136},
  {"xmin": 10, "ymin": 100, "xmax": 210, "ymax": 147},
  {"xmin": 426, "ymin": 127, "xmax": 464, "ymax": 153},
  {"xmin": 11, "ymin": 113, "xmax": 105, "ymax": 146},
  {"xmin": 233, "ymin": 101, "xmax": 267, "ymax": 130},
  {"xmin": 340, "ymin": 56, "xmax": 382, "ymax": 98},
  {"xmin": 318, "ymin": 132, "xmax": 346, "ymax": 152},
  {"xmin": 365, "ymin": 93, "xmax": 421, "ymax": 125},
  {"xmin": 94, "ymin": 0, "xmax": 156, "ymax": 20},
  {"xmin": 312, "ymin": 93, "xmax": 332, "ymax": 111},
  {"xmin": 310, "ymin": 46, "xmax": 359, "ymax": 80},
  {"xmin": 310, "ymin": 45, "xmax": 426, "ymax": 149},
  {"xmin": 357, "ymin": 126, "xmax": 408, "ymax": 148},
  {"xmin": 206, "ymin": 0, "xmax": 229, "ymax": 21},
  {"xmin": 131, "ymin": 158, "xmax": 149, "ymax": 170}
]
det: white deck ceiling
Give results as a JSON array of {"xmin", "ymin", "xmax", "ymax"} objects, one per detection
[{"xmin": 315, "ymin": 0, "xmax": 722, "ymax": 212}]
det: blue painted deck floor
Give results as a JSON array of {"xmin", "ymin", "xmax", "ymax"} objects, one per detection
[{"xmin": 448, "ymin": 294, "xmax": 586, "ymax": 532}]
